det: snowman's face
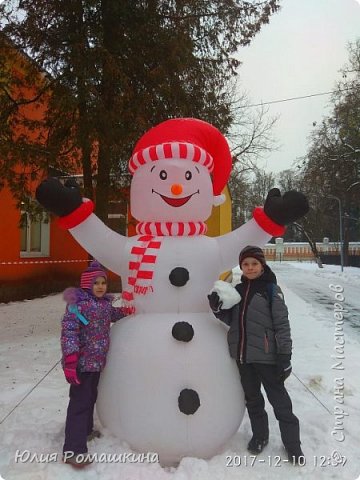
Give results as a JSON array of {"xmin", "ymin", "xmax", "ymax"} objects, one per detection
[{"xmin": 130, "ymin": 159, "xmax": 214, "ymax": 222}]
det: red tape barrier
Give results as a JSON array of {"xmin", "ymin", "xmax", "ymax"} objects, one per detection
[{"xmin": 0, "ymin": 259, "xmax": 91, "ymax": 265}]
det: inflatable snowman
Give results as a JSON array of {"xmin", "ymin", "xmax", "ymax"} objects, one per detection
[{"xmin": 36, "ymin": 118, "xmax": 308, "ymax": 465}]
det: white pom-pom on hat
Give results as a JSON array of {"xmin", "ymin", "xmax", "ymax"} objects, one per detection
[{"xmin": 213, "ymin": 194, "xmax": 226, "ymax": 206}]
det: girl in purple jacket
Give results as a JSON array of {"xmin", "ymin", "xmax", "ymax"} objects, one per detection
[{"xmin": 61, "ymin": 261, "xmax": 127, "ymax": 468}]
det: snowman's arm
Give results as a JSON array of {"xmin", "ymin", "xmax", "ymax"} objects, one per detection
[
  {"xmin": 69, "ymin": 214, "xmax": 126, "ymax": 275},
  {"xmin": 216, "ymin": 208, "xmax": 285, "ymax": 272},
  {"xmin": 58, "ymin": 202, "xmax": 127, "ymax": 275}
]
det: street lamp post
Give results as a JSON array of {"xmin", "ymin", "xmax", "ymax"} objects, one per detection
[
  {"xmin": 326, "ymin": 195, "xmax": 344, "ymax": 272},
  {"xmin": 312, "ymin": 181, "xmax": 360, "ymax": 272},
  {"xmin": 342, "ymin": 181, "xmax": 360, "ymax": 270}
]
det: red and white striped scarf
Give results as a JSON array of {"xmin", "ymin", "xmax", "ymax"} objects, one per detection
[{"xmin": 122, "ymin": 221, "xmax": 207, "ymax": 314}]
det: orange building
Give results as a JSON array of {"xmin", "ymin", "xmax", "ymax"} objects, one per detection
[{"xmin": 0, "ymin": 37, "xmax": 90, "ymax": 293}]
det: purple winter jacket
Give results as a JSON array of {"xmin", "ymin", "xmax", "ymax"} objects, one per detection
[{"xmin": 61, "ymin": 288, "xmax": 126, "ymax": 372}]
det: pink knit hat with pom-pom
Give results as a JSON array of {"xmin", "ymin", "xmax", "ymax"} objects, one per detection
[{"xmin": 80, "ymin": 260, "xmax": 107, "ymax": 289}]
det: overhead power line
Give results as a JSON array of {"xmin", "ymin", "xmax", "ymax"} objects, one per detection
[{"xmin": 236, "ymin": 86, "xmax": 357, "ymax": 109}]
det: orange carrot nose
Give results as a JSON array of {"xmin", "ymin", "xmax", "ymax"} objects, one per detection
[{"xmin": 171, "ymin": 184, "xmax": 183, "ymax": 195}]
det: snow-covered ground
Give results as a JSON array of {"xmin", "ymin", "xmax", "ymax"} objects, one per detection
[{"xmin": 0, "ymin": 261, "xmax": 359, "ymax": 480}]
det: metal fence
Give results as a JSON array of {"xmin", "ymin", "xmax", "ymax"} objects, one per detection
[{"xmin": 263, "ymin": 242, "xmax": 360, "ymax": 263}]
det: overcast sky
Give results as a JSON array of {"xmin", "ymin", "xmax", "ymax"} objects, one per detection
[{"xmin": 236, "ymin": 0, "xmax": 360, "ymax": 174}]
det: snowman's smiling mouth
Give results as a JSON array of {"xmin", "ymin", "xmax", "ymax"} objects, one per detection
[{"xmin": 152, "ymin": 189, "xmax": 199, "ymax": 207}]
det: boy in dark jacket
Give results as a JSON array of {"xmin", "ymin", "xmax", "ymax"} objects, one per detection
[
  {"xmin": 208, "ymin": 245, "xmax": 304, "ymax": 464},
  {"xmin": 61, "ymin": 261, "xmax": 127, "ymax": 468}
]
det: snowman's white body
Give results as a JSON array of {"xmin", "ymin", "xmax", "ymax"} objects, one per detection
[
  {"xmin": 69, "ymin": 214, "xmax": 270, "ymax": 465},
  {"xmin": 99, "ymin": 312, "xmax": 242, "ymax": 465}
]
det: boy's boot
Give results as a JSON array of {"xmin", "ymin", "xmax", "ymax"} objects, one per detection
[
  {"xmin": 247, "ymin": 436, "xmax": 269, "ymax": 454},
  {"xmin": 286, "ymin": 444, "xmax": 305, "ymax": 464}
]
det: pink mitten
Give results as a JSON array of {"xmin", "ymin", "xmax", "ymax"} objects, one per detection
[{"xmin": 63, "ymin": 352, "xmax": 80, "ymax": 385}]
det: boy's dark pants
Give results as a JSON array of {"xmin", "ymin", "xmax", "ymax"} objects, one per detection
[
  {"xmin": 63, "ymin": 372, "xmax": 100, "ymax": 455},
  {"xmin": 237, "ymin": 362, "xmax": 300, "ymax": 449}
]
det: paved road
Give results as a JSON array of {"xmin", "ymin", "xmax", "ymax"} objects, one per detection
[{"xmin": 270, "ymin": 262, "xmax": 360, "ymax": 340}]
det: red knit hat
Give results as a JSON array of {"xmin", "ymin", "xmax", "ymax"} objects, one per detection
[
  {"xmin": 128, "ymin": 118, "xmax": 232, "ymax": 197},
  {"xmin": 80, "ymin": 260, "xmax": 107, "ymax": 289}
]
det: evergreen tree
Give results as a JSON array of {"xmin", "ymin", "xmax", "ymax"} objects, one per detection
[{"xmin": 0, "ymin": 0, "xmax": 281, "ymax": 221}]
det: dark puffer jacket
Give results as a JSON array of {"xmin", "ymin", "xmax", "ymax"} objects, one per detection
[{"xmin": 215, "ymin": 265, "xmax": 292, "ymax": 364}]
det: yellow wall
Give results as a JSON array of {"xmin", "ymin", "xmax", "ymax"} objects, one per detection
[
  {"xmin": 206, "ymin": 185, "xmax": 232, "ymax": 237},
  {"xmin": 206, "ymin": 185, "xmax": 232, "ymax": 280}
]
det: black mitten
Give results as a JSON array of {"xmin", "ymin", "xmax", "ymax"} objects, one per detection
[
  {"xmin": 35, "ymin": 177, "xmax": 82, "ymax": 217},
  {"xmin": 264, "ymin": 188, "xmax": 309, "ymax": 225},
  {"xmin": 207, "ymin": 292, "xmax": 223, "ymax": 313},
  {"xmin": 276, "ymin": 353, "xmax": 292, "ymax": 381}
]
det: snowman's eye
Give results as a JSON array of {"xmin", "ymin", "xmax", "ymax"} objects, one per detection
[
  {"xmin": 185, "ymin": 171, "xmax": 192, "ymax": 180},
  {"xmin": 159, "ymin": 170, "xmax": 167, "ymax": 180}
]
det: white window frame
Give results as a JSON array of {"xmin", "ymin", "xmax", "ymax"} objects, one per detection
[{"xmin": 20, "ymin": 212, "xmax": 50, "ymax": 258}]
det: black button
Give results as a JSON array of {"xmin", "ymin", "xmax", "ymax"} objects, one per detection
[
  {"xmin": 178, "ymin": 388, "xmax": 200, "ymax": 415},
  {"xmin": 169, "ymin": 267, "xmax": 189, "ymax": 287},
  {"xmin": 172, "ymin": 322, "xmax": 194, "ymax": 342}
]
